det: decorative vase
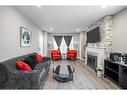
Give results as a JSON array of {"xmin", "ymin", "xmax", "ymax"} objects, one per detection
[{"xmin": 97, "ymin": 71, "xmax": 102, "ymax": 77}]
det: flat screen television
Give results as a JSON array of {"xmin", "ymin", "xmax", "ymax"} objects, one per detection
[{"xmin": 86, "ymin": 27, "xmax": 100, "ymax": 43}]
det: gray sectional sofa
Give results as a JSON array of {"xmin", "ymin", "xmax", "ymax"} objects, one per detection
[{"xmin": 0, "ymin": 53, "xmax": 51, "ymax": 89}]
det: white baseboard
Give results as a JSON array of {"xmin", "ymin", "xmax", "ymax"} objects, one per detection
[{"xmin": 77, "ymin": 57, "xmax": 85, "ymax": 61}]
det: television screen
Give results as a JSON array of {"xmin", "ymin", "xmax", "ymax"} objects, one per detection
[{"xmin": 86, "ymin": 27, "xmax": 100, "ymax": 43}]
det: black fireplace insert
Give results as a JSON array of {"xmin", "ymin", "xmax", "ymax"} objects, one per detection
[{"xmin": 87, "ymin": 54, "xmax": 97, "ymax": 71}]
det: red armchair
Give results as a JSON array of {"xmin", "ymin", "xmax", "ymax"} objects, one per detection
[
  {"xmin": 51, "ymin": 50, "xmax": 61, "ymax": 60},
  {"xmin": 67, "ymin": 50, "xmax": 77, "ymax": 59}
]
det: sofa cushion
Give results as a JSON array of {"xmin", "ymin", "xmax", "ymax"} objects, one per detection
[
  {"xmin": 16, "ymin": 60, "xmax": 32, "ymax": 71},
  {"xmin": 23, "ymin": 57, "xmax": 36, "ymax": 69},
  {"xmin": 29, "ymin": 55, "xmax": 38, "ymax": 65},
  {"xmin": 36, "ymin": 53, "xmax": 43, "ymax": 63}
]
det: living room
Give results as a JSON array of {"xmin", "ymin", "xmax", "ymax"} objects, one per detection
[{"xmin": 1, "ymin": 0, "xmax": 127, "ymax": 94}]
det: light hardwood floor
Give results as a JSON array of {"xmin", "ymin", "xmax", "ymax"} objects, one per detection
[{"xmin": 43, "ymin": 60, "xmax": 120, "ymax": 89}]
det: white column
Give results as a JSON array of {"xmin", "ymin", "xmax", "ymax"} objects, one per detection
[
  {"xmin": 39, "ymin": 31, "xmax": 43, "ymax": 55},
  {"xmin": 43, "ymin": 31, "xmax": 48, "ymax": 56},
  {"xmin": 80, "ymin": 31, "xmax": 85, "ymax": 59}
]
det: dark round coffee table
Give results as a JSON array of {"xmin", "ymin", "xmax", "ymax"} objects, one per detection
[{"xmin": 53, "ymin": 65, "xmax": 74, "ymax": 82}]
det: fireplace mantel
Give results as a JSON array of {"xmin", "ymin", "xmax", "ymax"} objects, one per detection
[{"xmin": 85, "ymin": 47, "xmax": 105, "ymax": 71}]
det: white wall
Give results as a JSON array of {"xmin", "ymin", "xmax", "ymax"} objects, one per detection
[
  {"xmin": 43, "ymin": 31, "xmax": 48, "ymax": 56},
  {"xmin": 112, "ymin": 8, "xmax": 127, "ymax": 53},
  {"xmin": 39, "ymin": 31, "xmax": 44, "ymax": 55},
  {"xmin": 0, "ymin": 7, "xmax": 42, "ymax": 62}
]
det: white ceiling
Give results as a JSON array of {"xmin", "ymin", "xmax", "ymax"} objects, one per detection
[{"xmin": 16, "ymin": 6, "xmax": 126, "ymax": 33}]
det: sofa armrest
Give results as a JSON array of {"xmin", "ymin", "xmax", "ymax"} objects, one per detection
[
  {"xmin": 43, "ymin": 57, "xmax": 51, "ymax": 62},
  {"xmin": 34, "ymin": 61, "xmax": 49, "ymax": 70}
]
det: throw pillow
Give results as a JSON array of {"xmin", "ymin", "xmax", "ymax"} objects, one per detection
[
  {"xmin": 24, "ymin": 63, "xmax": 32, "ymax": 71},
  {"xmin": 23, "ymin": 57, "xmax": 36, "ymax": 69},
  {"xmin": 16, "ymin": 60, "xmax": 32, "ymax": 71},
  {"xmin": 36, "ymin": 53, "xmax": 43, "ymax": 63},
  {"xmin": 29, "ymin": 55, "xmax": 38, "ymax": 65}
]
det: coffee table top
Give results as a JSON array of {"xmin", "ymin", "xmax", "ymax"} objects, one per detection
[{"xmin": 53, "ymin": 64, "xmax": 74, "ymax": 82}]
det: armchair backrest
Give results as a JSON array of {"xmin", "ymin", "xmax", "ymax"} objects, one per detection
[
  {"xmin": 67, "ymin": 50, "xmax": 77, "ymax": 54},
  {"xmin": 51, "ymin": 50, "xmax": 61, "ymax": 55}
]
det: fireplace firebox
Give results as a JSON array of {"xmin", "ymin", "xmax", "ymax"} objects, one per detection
[{"xmin": 87, "ymin": 54, "xmax": 97, "ymax": 71}]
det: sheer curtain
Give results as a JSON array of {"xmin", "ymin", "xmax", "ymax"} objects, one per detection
[
  {"xmin": 60, "ymin": 38, "xmax": 67, "ymax": 54},
  {"xmin": 64, "ymin": 36, "xmax": 72, "ymax": 50},
  {"xmin": 54, "ymin": 36, "xmax": 62, "ymax": 50}
]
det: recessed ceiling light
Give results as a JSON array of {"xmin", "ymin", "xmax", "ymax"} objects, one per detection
[
  {"xmin": 76, "ymin": 28, "xmax": 79, "ymax": 31},
  {"xmin": 102, "ymin": 5, "xmax": 107, "ymax": 9},
  {"xmin": 50, "ymin": 28, "xmax": 53, "ymax": 31},
  {"xmin": 37, "ymin": 4, "xmax": 42, "ymax": 7}
]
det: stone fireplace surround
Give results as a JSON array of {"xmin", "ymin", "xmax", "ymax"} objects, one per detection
[
  {"xmin": 83, "ymin": 15, "xmax": 113, "ymax": 75},
  {"xmin": 85, "ymin": 47, "xmax": 105, "ymax": 73}
]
